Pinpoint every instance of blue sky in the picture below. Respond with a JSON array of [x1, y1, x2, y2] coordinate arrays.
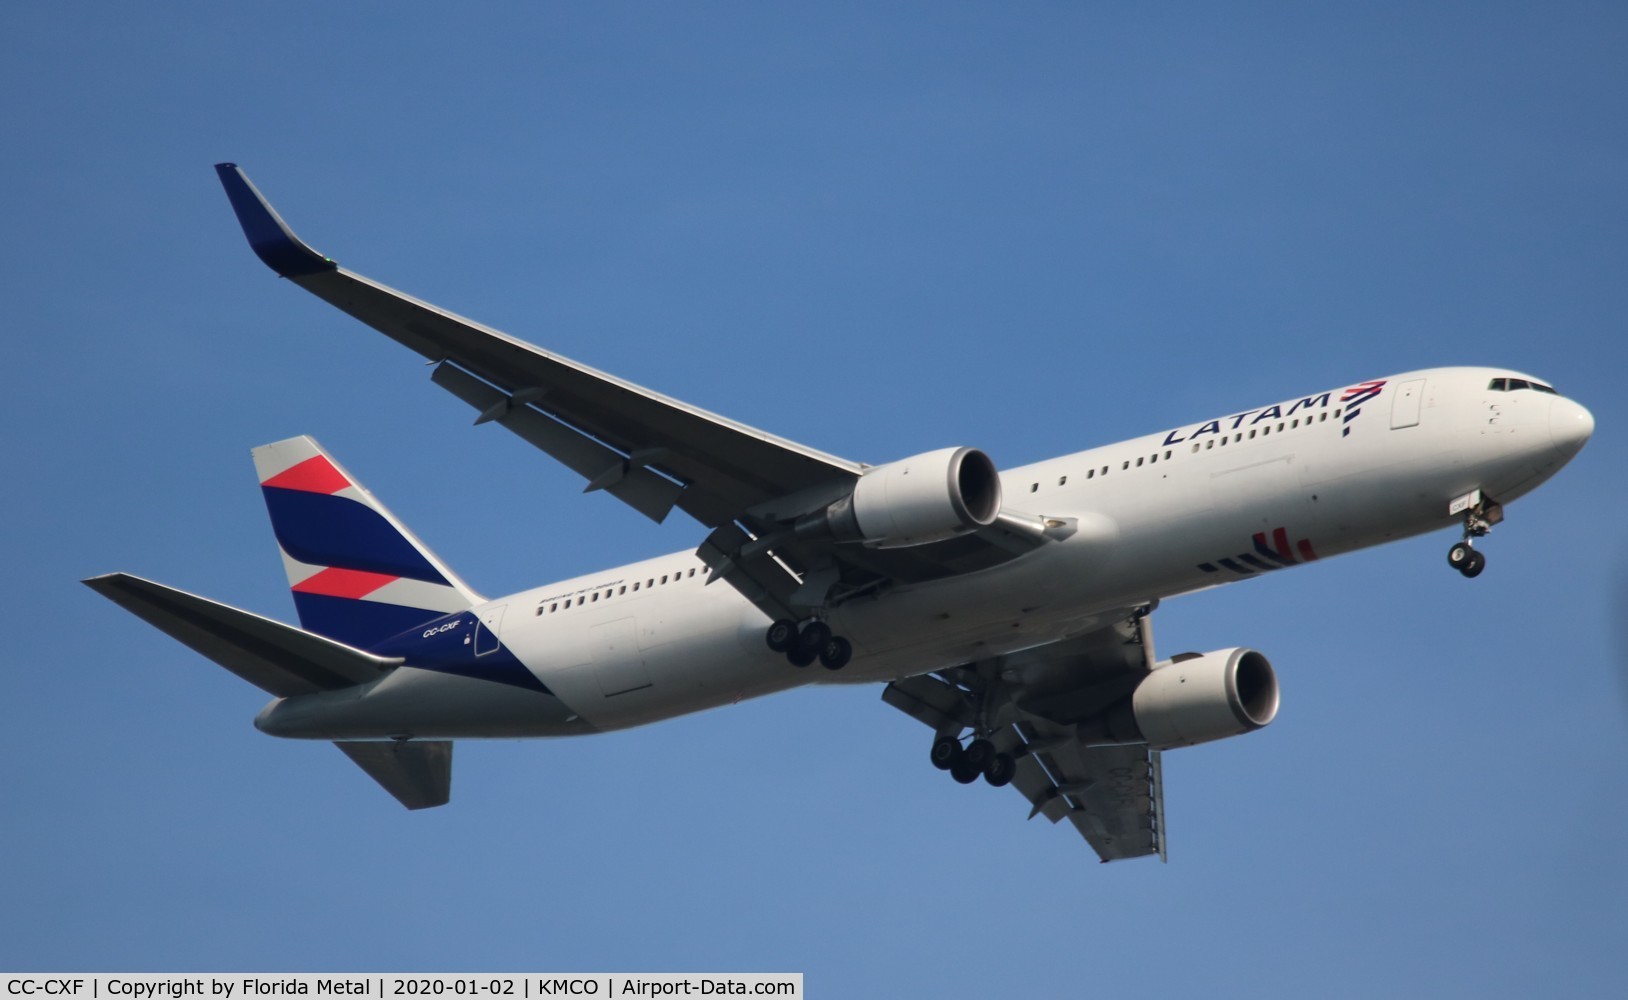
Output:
[[4, 2, 1625, 993]]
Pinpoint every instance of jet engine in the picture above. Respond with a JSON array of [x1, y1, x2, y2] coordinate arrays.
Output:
[[1130, 648, 1279, 750], [796, 446, 1002, 547], [1081, 648, 1280, 750]]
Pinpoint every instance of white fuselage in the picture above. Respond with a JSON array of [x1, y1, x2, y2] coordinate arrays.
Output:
[[255, 366, 1593, 741]]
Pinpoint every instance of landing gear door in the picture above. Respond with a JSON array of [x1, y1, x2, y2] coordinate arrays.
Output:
[[1391, 378, 1425, 430], [474, 605, 507, 656]]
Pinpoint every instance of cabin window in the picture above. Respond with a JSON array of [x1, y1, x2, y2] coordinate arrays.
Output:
[[1059, 476, 1067, 486], [1206, 440, 1215, 450], [1136, 457, 1144, 467], [1122, 460, 1130, 470], [1164, 450, 1171, 460], [1101, 466, 1109, 476], [1248, 429, 1256, 439], [1030, 482, 1039, 493], [661, 575, 668, 585], [688, 568, 696, 578]]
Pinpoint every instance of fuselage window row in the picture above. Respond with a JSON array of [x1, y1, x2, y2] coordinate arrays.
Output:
[[536, 564, 696, 615]]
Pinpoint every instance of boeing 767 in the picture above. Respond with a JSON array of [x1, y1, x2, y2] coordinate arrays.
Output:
[[84, 165, 1593, 862]]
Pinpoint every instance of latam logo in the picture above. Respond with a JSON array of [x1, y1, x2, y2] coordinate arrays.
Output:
[[1198, 527, 1320, 577], [1339, 380, 1387, 438], [1161, 379, 1389, 446]]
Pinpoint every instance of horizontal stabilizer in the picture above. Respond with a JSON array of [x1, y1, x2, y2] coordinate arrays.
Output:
[[84, 572, 400, 697], [335, 741, 452, 810]]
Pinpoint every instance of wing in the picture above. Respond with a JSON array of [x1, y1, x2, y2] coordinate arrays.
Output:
[[215, 164, 1065, 619], [882, 612, 1167, 863]]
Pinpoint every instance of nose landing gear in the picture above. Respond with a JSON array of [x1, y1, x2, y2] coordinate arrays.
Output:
[[1446, 489, 1503, 579], [1447, 541, 1486, 578]]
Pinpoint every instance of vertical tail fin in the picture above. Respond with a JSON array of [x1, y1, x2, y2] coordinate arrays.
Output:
[[253, 436, 481, 650]]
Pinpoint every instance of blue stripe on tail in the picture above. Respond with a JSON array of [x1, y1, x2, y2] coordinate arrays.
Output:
[[291, 593, 449, 653], [262, 488, 449, 585]]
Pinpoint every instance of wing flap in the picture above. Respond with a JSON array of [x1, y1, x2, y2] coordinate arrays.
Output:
[[84, 573, 399, 696], [1051, 741, 1164, 862], [695, 523, 800, 620], [880, 673, 974, 734], [431, 361, 690, 523]]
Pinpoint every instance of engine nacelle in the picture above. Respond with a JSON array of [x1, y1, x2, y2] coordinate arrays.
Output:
[[799, 446, 1002, 547], [1129, 648, 1280, 750]]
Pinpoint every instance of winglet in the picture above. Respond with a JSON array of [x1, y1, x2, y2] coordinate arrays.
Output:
[[214, 163, 338, 278]]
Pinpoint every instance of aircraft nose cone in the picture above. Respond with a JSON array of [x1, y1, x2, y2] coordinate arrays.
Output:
[[1550, 396, 1594, 458]]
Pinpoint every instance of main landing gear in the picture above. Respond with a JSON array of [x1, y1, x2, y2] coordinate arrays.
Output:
[[765, 618, 852, 670], [930, 735, 1016, 788]]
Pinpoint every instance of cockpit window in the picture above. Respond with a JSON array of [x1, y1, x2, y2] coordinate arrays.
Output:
[[1488, 377, 1558, 394]]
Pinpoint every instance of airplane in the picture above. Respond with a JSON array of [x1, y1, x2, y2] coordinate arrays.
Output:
[[85, 164, 1595, 863]]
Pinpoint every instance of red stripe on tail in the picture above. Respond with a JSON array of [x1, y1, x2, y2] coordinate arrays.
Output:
[[262, 455, 350, 494], [291, 567, 399, 599]]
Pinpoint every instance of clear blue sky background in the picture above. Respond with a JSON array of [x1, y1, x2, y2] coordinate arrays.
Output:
[[4, 2, 1625, 994]]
